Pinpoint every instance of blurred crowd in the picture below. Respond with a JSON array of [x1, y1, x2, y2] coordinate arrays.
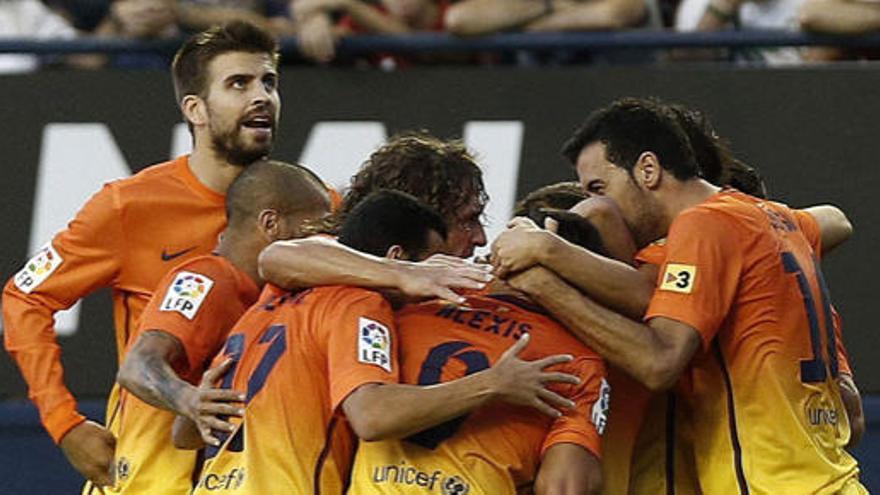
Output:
[[1, 0, 878, 71]]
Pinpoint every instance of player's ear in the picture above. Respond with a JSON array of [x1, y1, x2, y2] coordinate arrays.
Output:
[[385, 245, 405, 260], [181, 94, 208, 128], [635, 152, 662, 190], [258, 209, 281, 240]]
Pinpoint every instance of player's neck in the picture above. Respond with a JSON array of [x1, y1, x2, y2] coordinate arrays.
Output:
[[659, 178, 721, 224], [187, 145, 247, 195], [217, 230, 264, 287]]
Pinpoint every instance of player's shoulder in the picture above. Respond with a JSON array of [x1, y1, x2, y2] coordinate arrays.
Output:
[[107, 156, 188, 198], [307, 285, 392, 311], [165, 254, 235, 280], [672, 190, 762, 234]]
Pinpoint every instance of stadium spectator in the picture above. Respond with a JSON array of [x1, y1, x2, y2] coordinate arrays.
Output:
[[799, 0, 880, 60], [94, 0, 293, 41], [443, 0, 646, 36], [292, 0, 447, 64], [675, 0, 806, 63], [800, 0, 880, 34], [0, 0, 78, 73]]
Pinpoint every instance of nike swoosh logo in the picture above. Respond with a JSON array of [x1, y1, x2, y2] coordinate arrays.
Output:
[[161, 247, 197, 262]]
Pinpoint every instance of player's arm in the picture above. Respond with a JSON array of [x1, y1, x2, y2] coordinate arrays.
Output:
[[534, 443, 602, 495], [801, 204, 852, 255], [117, 331, 193, 413], [444, 0, 549, 36], [509, 266, 701, 391], [799, 0, 880, 35], [120, 336, 243, 446], [839, 372, 865, 448], [342, 334, 581, 441], [491, 217, 654, 319], [524, 0, 644, 32], [2, 184, 123, 485], [259, 236, 491, 304]]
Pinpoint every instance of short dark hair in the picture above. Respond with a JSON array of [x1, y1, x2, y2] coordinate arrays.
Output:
[[225, 160, 329, 228], [562, 97, 700, 181], [172, 21, 279, 103], [338, 190, 448, 260], [338, 132, 488, 228], [513, 182, 587, 218], [529, 209, 609, 257], [724, 159, 768, 199], [666, 103, 767, 198]]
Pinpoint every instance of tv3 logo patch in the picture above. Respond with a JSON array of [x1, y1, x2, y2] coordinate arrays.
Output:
[[160, 271, 214, 320], [660, 263, 697, 294], [358, 317, 392, 372]]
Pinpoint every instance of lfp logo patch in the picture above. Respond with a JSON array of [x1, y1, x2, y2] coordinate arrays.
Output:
[[160, 271, 214, 320], [14, 243, 63, 294], [358, 317, 392, 372]]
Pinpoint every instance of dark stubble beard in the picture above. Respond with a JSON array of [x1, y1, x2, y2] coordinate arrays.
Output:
[[209, 120, 273, 167]]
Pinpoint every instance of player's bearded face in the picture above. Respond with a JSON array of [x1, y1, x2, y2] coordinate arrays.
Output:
[[203, 52, 281, 166], [576, 142, 665, 248]]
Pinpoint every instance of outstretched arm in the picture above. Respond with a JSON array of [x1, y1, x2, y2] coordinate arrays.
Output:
[[525, 0, 645, 32], [800, 0, 880, 35], [259, 237, 491, 304], [508, 266, 701, 391]]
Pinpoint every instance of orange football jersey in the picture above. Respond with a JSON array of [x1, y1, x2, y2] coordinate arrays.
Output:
[[646, 191, 861, 494], [348, 293, 608, 495], [3, 156, 226, 444], [110, 255, 259, 494], [193, 284, 399, 495]]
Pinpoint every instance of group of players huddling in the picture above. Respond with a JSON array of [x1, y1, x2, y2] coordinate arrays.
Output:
[[3, 20, 867, 495]]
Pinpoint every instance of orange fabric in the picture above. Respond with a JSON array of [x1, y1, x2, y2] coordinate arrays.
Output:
[[348, 294, 607, 494], [793, 208, 823, 255], [645, 191, 859, 493], [107, 255, 260, 494], [2, 156, 226, 443], [194, 284, 398, 495], [135, 255, 260, 382], [634, 238, 666, 267]]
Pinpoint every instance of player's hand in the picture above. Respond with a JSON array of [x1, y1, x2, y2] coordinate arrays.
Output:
[[60, 420, 116, 487], [184, 359, 245, 447], [486, 334, 580, 418], [490, 217, 553, 278], [397, 254, 493, 304], [297, 13, 338, 63]]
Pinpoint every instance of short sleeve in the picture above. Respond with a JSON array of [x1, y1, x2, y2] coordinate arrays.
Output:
[[634, 241, 666, 268], [792, 209, 822, 257], [324, 289, 400, 411], [136, 258, 241, 379], [541, 356, 608, 458], [644, 208, 744, 350], [831, 307, 852, 376]]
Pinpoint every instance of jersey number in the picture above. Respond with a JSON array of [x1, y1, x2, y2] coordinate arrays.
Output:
[[205, 325, 288, 459], [781, 252, 839, 383], [406, 341, 490, 449]]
